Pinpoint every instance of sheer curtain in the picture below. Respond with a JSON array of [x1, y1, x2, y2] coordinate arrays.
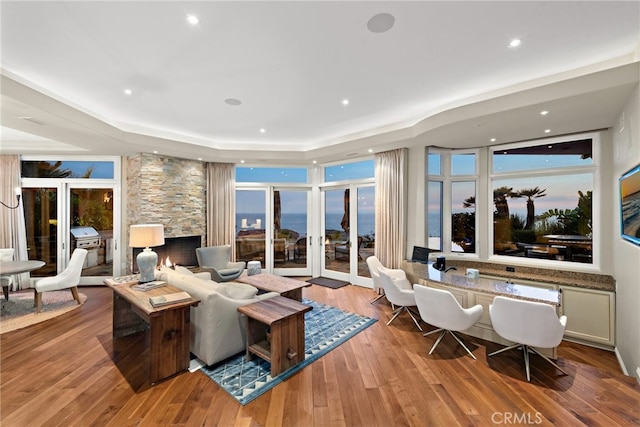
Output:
[[0, 155, 30, 288], [205, 163, 237, 256], [374, 149, 407, 269]]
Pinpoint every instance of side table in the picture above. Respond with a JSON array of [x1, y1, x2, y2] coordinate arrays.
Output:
[[104, 278, 200, 384], [237, 296, 312, 377]]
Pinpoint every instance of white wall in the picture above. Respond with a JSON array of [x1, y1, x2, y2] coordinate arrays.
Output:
[[612, 83, 640, 379], [405, 145, 426, 259]]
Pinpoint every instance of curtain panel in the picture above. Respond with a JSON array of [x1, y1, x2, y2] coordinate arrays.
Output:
[[374, 149, 407, 269], [0, 155, 30, 288], [205, 163, 237, 257]]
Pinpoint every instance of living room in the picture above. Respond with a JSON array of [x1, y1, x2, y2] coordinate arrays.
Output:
[[1, 2, 640, 425]]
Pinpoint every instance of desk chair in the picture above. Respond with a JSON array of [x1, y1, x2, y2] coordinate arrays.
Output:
[[488, 296, 568, 381], [378, 268, 422, 331], [414, 285, 483, 359]]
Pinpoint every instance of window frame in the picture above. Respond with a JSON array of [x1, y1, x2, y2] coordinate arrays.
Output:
[[427, 148, 479, 256], [488, 132, 600, 269]]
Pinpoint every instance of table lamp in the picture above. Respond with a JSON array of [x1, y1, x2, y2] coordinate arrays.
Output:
[[129, 224, 165, 283]]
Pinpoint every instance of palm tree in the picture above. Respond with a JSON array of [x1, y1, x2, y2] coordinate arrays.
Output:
[[463, 196, 476, 209], [493, 186, 520, 219], [518, 187, 547, 230]]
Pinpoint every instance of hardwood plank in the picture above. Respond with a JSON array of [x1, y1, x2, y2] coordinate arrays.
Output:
[[1, 283, 639, 427]]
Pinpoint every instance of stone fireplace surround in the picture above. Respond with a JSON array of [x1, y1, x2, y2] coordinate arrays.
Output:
[[126, 153, 207, 273]]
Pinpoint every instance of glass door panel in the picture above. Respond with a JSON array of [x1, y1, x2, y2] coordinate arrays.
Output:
[[69, 187, 114, 276], [357, 186, 375, 278], [323, 188, 350, 276], [23, 187, 58, 277], [273, 189, 310, 275], [236, 190, 267, 267], [322, 185, 375, 283]]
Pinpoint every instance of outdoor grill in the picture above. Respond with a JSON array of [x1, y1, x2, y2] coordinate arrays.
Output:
[[70, 226, 100, 268]]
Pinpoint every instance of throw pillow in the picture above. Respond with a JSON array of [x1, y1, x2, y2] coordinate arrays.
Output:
[[220, 282, 259, 300], [174, 265, 194, 276]]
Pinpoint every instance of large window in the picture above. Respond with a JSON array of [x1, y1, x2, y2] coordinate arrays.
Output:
[[21, 157, 120, 281], [427, 151, 478, 254], [428, 135, 596, 266], [491, 138, 594, 263]]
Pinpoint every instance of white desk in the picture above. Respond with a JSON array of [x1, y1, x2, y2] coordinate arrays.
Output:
[[403, 261, 562, 358]]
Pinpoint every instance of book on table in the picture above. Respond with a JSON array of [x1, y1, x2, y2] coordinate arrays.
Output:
[[132, 281, 166, 291], [109, 275, 139, 286], [149, 291, 192, 308]]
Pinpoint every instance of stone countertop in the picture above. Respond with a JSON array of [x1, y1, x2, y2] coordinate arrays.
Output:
[[441, 259, 615, 292], [402, 260, 615, 293], [403, 261, 561, 306]]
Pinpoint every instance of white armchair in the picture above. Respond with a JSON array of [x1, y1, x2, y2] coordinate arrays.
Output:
[[1, 248, 15, 301], [414, 285, 483, 359], [34, 248, 87, 313], [488, 296, 568, 381], [366, 255, 410, 305], [378, 268, 422, 331], [196, 245, 246, 282]]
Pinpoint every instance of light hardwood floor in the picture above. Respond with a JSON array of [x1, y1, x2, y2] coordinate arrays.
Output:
[[1, 283, 639, 426]]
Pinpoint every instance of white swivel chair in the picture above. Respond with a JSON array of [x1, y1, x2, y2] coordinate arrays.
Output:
[[414, 284, 483, 359], [34, 248, 87, 313], [366, 256, 386, 304], [196, 245, 245, 282], [488, 296, 568, 381], [366, 255, 411, 306], [1, 248, 15, 301], [378, 268, 422, 331]]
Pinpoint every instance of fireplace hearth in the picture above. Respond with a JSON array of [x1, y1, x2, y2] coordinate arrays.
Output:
[[132, 235, 201, 270]]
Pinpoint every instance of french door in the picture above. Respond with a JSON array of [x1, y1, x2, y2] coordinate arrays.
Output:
[[235, 187, 311, 276], [321, 184, 375, 285], [21, 179, 121, 284]]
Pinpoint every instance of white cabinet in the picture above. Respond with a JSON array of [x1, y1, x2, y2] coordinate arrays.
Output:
[[559, 286, 615, 348]]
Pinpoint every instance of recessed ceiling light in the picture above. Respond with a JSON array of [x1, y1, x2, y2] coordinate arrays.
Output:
[[312, 160, 317, 164], [544, 129, 551, 133], [259, 128, 266, 134], [123, 89, 133, 95], [490, 138, 497, 142], [186, 14, 199, 25], [240, 160, 245, 164], [153, 150, 158, 154], [197, 157, 202, 161], [224, 98, 242, 106], [547, 145, 553, 149], [508, 39, 521, 48], [368, 148, 373, 153], [367, 13, 395, 33], [342, 99, 349, 106], [540, 110, 549, 115]]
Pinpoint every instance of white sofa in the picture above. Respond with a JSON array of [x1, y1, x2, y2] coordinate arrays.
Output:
[[156, 267, 279, 366]]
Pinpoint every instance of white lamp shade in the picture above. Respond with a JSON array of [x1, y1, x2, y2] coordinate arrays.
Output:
[[129, 224, 165, 248]]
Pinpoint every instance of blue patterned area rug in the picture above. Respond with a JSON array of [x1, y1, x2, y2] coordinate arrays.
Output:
[[199, 298, 376, 405]]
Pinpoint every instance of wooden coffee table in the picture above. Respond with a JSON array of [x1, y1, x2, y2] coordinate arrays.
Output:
[[237, 296, 312, 377], [237, 273, 310, 301], [104, 278, 200, 384]]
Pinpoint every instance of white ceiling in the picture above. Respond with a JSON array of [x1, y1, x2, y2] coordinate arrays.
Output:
[[1, 1, 639, 164]]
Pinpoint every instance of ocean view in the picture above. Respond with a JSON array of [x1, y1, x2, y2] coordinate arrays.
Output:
[[236, 213, 444, 238], [237, 213, 375, 237]]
